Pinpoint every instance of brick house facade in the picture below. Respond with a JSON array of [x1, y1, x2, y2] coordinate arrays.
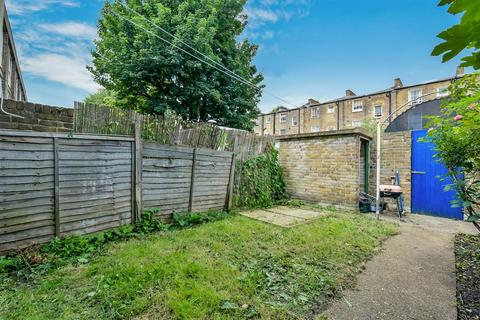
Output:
[[0, 1, 27, 102], [255, 67, 464, 136]]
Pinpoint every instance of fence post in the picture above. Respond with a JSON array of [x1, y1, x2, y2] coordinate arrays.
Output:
[[188, 148, 198, 212], [53, 137, 60, 237], [225, 153, 236, 211], [133, 114, 143, 222]]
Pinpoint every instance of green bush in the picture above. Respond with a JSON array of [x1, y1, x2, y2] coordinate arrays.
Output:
[[234, 145, 286, 209]]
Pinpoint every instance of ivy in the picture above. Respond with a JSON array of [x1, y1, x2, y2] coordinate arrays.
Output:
[[233, 145, 286, 209]]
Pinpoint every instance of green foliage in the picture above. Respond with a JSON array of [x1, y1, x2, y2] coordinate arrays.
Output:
[[277, 198, 305, 207], [234, 145, 287, 209], [424, 73, 480, 229], [0, 209, 230, 280], [90, 0, 263, 131], [432, 0, 480, 69], [83, 89, 119, 108], [0, 211, 397, 319]]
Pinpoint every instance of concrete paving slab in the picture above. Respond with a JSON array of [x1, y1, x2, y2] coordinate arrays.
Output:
[[240, 209, 306, 227], [239, 206, 327, 227], [267, 206, 326, 220]]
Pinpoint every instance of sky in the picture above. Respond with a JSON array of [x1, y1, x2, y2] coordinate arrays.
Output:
[[7, 0, 465, 113]]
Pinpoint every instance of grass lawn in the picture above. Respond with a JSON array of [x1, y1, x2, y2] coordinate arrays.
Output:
[[0, 209, 396, 319]]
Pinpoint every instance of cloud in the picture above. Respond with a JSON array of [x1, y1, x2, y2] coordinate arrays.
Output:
[[12, 17, 99, 94], [21, 53, 101, 92], [244, 0, 312, 30], [5, 0, 80, 15], [38, 22, 97, 39]]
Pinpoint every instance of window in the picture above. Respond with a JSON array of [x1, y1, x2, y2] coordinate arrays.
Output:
[[409, 88, 423, 105], [437, 86, 449, 98], [311, 107, 320, 118], [265, 116, 271, 124], [352, 100, 363, 112], [280, 113, 287, 123], [352, 120, 363, 128], [374, 105, 382, 118], [291, 116, 298, 126], [311, 125, 320, 132], [279, 129, 287, 135], [255, 118, 261, 126], [327, 105, 335, 113]]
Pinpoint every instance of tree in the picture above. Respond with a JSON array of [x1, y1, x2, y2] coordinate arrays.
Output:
[[425, 74, 480, 231], [89, 0, 264, 131], [84, 89, 118, 107], [432, 0, 480, 69]]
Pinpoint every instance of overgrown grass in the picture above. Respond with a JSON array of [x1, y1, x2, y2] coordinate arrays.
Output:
[[0, 210, 396, 319]]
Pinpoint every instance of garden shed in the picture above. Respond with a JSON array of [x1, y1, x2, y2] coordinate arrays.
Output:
[[277, 128, 372, 208]]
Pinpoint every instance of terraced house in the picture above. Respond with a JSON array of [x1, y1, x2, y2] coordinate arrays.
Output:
[[0, 1, 26, 101], [254, 67, 464, 136]]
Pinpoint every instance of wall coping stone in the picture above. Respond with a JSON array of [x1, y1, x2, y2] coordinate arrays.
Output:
[[275, 128, 373, 141]]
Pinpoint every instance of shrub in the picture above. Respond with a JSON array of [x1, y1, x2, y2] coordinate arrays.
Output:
[[233, 145, 286, 209], [425, 73, 480, 231]]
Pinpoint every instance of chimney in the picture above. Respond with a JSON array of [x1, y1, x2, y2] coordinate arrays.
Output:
[[393, 78, 403, 88], [456, 66, 465, 77], [345, 89, 356, 97]]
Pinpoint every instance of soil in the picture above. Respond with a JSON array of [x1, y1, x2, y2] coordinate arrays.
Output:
[[455, 234, 480, 320]]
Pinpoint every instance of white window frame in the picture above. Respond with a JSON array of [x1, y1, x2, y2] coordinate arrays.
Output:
[[291, 116, 298, 126], [280, 113, 287, 123], [311, 107, 320, 118], [409, 88, 423, 105], [352, 100, 363, 113], [279, 129, 287, 135], [265, 116, 271, 124], [327, 105, 335, 113], [255, 118, 261, 126], [374, 105, 382, 118], [311, 125, 320, 133], [436, 86, 450, 98]]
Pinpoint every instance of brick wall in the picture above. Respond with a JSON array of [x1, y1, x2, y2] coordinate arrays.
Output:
[[370, 131, 412, 211], [0, 99, 73, 132], [277, 129, 372, 208]]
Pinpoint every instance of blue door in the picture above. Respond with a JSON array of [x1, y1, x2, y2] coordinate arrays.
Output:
[[411, 130, 463, 219]]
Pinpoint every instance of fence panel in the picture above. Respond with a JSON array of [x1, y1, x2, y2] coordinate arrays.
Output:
[[191, 149, 233, 212], [0, 135, 55, 252], [142, 143, 194, 220], [58, 138, 134, 236]]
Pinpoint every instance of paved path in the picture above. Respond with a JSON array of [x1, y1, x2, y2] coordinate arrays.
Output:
[[322, 214, 477, 320]]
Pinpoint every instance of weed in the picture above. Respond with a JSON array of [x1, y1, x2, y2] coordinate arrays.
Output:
[[0, 209, 230, 281]]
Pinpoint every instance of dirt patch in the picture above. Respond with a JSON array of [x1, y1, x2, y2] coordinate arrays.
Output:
[[455, 234, 480, 320]]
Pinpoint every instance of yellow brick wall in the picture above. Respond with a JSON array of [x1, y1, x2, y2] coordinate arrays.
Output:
[[370, 131, 412, 211], [278, 131, 368, 208]]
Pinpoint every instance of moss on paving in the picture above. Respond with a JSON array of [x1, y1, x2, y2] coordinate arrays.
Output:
[[0, 211, 396, 319]]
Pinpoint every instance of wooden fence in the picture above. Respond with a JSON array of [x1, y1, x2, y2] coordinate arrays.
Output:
[[0, 130, 234, 254], [73, 102, 273, 161]]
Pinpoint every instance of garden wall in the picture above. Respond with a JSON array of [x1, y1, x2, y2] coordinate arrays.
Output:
[[0, 99, 73, 132], [0, 130, 234, 254], [277, 129, 372, 208]]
